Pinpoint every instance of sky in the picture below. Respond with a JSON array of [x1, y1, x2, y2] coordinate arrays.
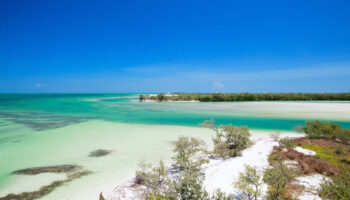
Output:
[[0, 0, 350, 93]]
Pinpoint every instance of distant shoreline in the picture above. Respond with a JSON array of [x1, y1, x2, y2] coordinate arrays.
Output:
[[139, 92, 350, 102], [142, 99, 200, 103]]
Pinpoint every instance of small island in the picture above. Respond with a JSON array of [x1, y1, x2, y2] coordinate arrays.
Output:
[[139, 93, 350, 102]]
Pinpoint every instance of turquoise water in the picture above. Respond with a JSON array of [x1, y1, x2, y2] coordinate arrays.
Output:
[[1, 93, 349, 132], [1, 94, 350, 199]]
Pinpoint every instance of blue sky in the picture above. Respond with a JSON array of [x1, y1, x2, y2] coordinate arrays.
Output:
[[0, 0, 350, 93]]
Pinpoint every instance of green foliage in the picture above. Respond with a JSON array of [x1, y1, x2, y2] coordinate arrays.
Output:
[[302, 120, 350, 144], [200, 119, 227, 158], [201, 120, 252, 158], [145, 93, 350, 102], [172, 136, 208, 172], [135, 160, 168, 197], [278, 137, 296, 148], [146, 194, 175, 200], [146, 173, 234, 200], [157, 93, 166, 102], [263, 161, 298, 200], [139, 94, 146, 102], [173, 172, 210, 200], [303, 120, 342, 140], [138, 135, 238, 200], [212, 132, 227, 158], [268, 153, 277, 163], [222, 124, 252, 157], [211, 93, 225, 101], [335, 145, 346, 154], [301, 143, 350, 170], [319, 170, 350, 200], [210, 189, 234, 200], [233, 165, 263, 200], [139, 136, 210, 199], [335, 129, 350, 144]]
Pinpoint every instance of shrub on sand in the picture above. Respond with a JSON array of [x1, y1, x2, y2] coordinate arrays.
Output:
[[319, 170, 350, 200], [278, 137, 296, 148]]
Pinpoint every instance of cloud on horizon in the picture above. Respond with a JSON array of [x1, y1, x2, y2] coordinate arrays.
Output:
[[213, 81, 224, 89], [34, 83, 43, 88]]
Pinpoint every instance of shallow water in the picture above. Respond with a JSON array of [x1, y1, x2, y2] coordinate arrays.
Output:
[[0, 94, 350, 199]]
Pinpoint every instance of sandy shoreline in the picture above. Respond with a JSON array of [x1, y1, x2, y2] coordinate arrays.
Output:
[[107, 131, 302, 200], [141, 99, 200, 103], [136, 100, 350, 122]]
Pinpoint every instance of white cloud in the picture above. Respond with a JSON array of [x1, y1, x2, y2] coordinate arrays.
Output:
[[34, 83, 43, 88], [213, 81, 224, 88]]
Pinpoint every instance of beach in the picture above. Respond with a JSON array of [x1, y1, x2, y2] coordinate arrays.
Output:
[[108, 131, 302, 200]]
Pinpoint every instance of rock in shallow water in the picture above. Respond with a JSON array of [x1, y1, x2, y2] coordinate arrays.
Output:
[[89, 149, 112, 157]]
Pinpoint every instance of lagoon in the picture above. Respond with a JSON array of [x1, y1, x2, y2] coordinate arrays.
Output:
[[1, 94, 350, 199]]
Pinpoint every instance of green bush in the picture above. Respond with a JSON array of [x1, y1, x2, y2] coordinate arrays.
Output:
[[303, 120, 341, 139], [172, 136, 208, 172], [201, 120, 252, 158], [135, 160, 168, 197], [278, 137, 296, 148], [211, 189, 234, 200], [222, 124, 252, 157], [335, 145, 346, 154], [174, 172, 210, 200], [139, 94, 146, 102], [146, 194, 175, 200], [263, 161, 298, 200], [303, 120, 350, 144], [233, 165, 263, 200], [335, 129, 350, 144], [319, 170, 350, 200], [157, 93, 166, 102]]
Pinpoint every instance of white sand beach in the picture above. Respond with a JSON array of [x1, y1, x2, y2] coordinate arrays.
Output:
[[107, 131, 303, 199], [202, 132, 301, 196]]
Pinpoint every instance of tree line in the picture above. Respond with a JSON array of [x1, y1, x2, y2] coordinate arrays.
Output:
[[139, 93, 350, 102]]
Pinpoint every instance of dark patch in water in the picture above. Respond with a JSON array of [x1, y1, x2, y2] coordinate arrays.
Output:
[[89, 149, 112, 157], [0, 112, 95, 131], [0, 165, 92, 200], [143, 109, 162, 112], [0, 121, 10, 126], [13, 165, 80, 175], [0, 135, 22, 144]]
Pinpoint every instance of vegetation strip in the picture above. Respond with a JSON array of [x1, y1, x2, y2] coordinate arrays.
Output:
[[268, 120, 350, 200], [1, 165, 92, 200], [140, 93, 350, 102], [12, 165, 80, 175]]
